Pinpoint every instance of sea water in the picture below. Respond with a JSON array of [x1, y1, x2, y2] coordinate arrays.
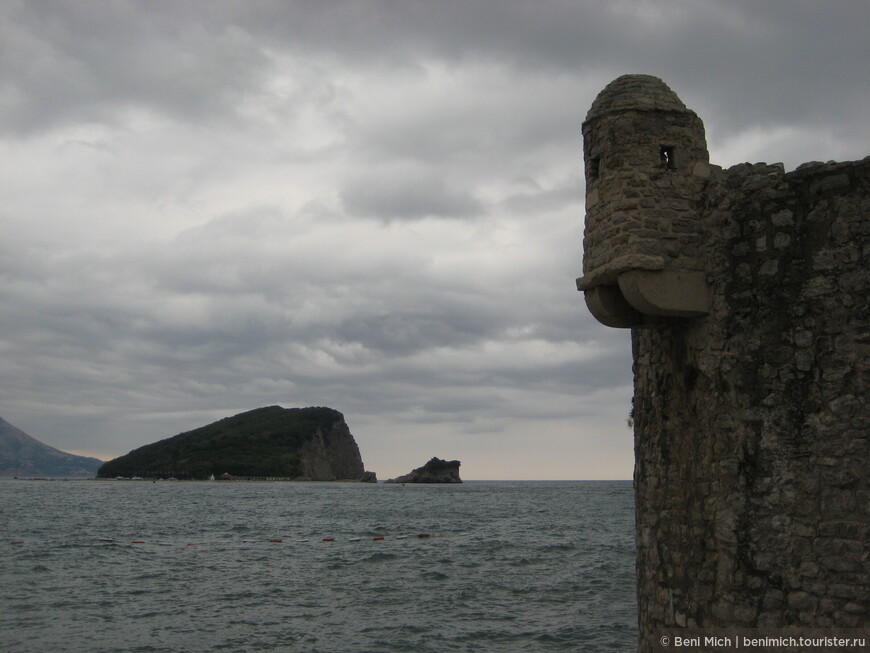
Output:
[[0, 480, 636, 652]]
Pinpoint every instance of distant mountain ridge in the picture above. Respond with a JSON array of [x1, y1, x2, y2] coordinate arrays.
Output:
[[97, 406, 374, 481], [0, 416, 103, 478]]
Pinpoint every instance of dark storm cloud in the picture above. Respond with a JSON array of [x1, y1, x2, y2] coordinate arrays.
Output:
[[0, 1, 271, 133], [6, 0, 867, 139]]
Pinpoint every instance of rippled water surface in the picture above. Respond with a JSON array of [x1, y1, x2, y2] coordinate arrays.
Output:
[[1, 480, 636, 652]]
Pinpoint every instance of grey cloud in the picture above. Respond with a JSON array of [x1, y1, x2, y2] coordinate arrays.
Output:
[[1, 0, 269, 133], [500, 177, 584, 214], [247, 1, 869, 134], [6, 0, 866, 160], [341, 169, 483, 220], [333, 304, 503, 355]]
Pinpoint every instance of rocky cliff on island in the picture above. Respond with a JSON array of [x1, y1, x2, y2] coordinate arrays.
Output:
[[385, 457, 462, 483], [97, 406, 376, 481]]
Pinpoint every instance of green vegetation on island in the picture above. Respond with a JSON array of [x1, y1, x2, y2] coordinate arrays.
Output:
[[97, 406, 370, 481]]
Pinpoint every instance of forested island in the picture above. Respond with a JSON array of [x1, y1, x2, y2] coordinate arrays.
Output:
[[97, 406, 375, 481]]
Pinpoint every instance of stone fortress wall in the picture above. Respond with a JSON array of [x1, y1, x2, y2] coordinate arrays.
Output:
[[578, 75, 868, 650]]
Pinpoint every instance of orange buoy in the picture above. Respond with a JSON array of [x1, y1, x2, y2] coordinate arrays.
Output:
[[418, 533, 430, 538], [131, 540, 145, 544], [373, 536, 384, 541], [322, 537, 335, 542], [268, 539, 283, 543]]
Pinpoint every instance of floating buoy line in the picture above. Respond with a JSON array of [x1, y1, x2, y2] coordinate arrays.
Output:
[[8, 532, 458, 548]]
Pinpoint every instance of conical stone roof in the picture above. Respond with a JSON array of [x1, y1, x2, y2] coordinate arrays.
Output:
[[585, 74, 690, 121]]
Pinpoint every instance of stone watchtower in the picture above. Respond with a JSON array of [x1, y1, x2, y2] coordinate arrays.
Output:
[[579, 75, 869, 649], [578, 74, 712, 326]]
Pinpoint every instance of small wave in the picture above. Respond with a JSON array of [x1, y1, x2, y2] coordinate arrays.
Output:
[[220, 590, 260, 601], [57, 542, 96, 550], [538, 542, 577, 552], [363, 552, 398, 563], [458, 560, 481, 568], [419, 570, 449, 580]]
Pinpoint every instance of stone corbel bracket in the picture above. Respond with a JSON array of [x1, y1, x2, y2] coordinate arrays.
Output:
[[577, 255, 711, 328]]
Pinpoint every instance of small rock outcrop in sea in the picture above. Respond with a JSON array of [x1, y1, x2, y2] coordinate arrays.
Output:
[[97, 406, 376, 481], [385, 457, 462, 483]]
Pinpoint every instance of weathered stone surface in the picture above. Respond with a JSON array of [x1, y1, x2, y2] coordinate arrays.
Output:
[[584, 284, 644, 328], [617, 269, 710, 317], [579, 74, 711, 321], [579, 75, 869, 650], [384, 457, 462, 483]]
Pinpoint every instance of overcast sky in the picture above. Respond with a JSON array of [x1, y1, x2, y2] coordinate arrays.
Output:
[[2, 1, 868, 480]]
